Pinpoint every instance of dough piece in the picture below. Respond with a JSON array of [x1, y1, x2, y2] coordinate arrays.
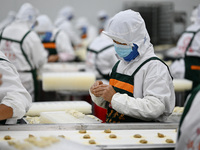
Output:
[[89, 139, 96, 144], [166, 139, 174, 143], [29, 134, 34, 138], [4, 135, 11, 140], [24, 136, 60, 148], [79, 130, 87, 134], [8, 141, 32, 150], [58, 135, 65, 138], [139, 139, 148, 144], [104, 129, 111, 133], [109, 134, 117, 138], [133, 134, 142, 138], [83, 134, 90, 139], [157, 133, 165, 138]]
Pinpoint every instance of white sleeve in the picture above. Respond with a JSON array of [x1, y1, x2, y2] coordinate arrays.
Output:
[[0, 59, 32, 120], [111, 94, 165, 121], [169, 59, 185, 79], [89, 89, 107, 108], [24, 31, 48, 68], [56, 31, 75, 61]]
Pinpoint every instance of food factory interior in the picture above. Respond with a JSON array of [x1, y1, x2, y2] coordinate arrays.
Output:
[[0, 0, 200, 149]]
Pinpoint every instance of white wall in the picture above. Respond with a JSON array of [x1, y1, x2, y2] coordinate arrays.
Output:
[[0, 0, 199, 27]]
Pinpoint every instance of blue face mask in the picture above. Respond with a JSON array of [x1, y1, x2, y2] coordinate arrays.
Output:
[[39, 32, 52, 42], [114, 43, 139, 61]]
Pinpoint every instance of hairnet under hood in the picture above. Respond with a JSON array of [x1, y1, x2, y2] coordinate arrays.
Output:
[[16, 3, 39, 24], [34, 14, 54, 32], [103, 9, 152, 57]]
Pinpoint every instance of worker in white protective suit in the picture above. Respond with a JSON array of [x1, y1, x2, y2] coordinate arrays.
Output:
[[97, 10, 109, 34], [75, 17, 98, 44], [89, 9, 175, 123], [165, 4, 200, 60], [86, 21, 118, 85], [176, 84, 200, 150], [75, 17, 98, 61], [0, 3, 48, 101], [34, 14, 75, 62], [169, 4, 200, 91], [0, 11, 16, 30], [0, 51, 32, 124], [54, 6, 82, 49]]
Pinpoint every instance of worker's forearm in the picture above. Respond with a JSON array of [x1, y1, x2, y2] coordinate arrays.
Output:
[[0, 104, 13, 120]]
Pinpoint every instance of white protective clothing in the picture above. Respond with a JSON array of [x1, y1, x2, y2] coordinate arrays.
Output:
[[190, 6, 198, 24], [35, 15, 75, 61], [98, 10, 108, 19], [75, 17, 98, 43], [169, 59, 185, 79], [75, 17, 98, 61], [34, 14, 54, 32], [90, 9, 175, 122], [54, 6, 81, 46], [57, 6, 74, 20], [166, 4, 200, 59], [169, 4, 200, 79], [175, 86, 200, 150], [15, 3, 39, 28], [0, 11, 16, 30], [0, 51, 32, 124], [0, 3, 48, 100], [86, 32, 118, 85], [97, 10, 109, 34]]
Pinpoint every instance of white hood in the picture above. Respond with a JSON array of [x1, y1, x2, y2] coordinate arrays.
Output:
[[190, 7, 198, 23], [75, 17, 89, 29], [98, 10, 108, 18], [16, 3, 39, 25], [54, 6, 74, 27], [103, 9, 152, 58], [57, 6, 74, 20], [34, 14, 54, 32]]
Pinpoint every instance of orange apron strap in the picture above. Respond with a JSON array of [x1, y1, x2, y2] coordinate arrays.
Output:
[[191, 65, 200, 70], [109, 79, 134, 94], [43, 43, 56, 49]]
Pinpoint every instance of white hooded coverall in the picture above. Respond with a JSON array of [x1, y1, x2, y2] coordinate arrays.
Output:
[[176, 84, 200, 150], [169, 4, 200, 89], [90, 10, 175, 122], [54, 6, 81, 47], [0, 3, 48, 101], [0, 51, 32, 124], [35, 14, 75, 62]]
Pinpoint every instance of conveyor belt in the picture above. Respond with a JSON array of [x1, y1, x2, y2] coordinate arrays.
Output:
[[0, 123, 178, 150]]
